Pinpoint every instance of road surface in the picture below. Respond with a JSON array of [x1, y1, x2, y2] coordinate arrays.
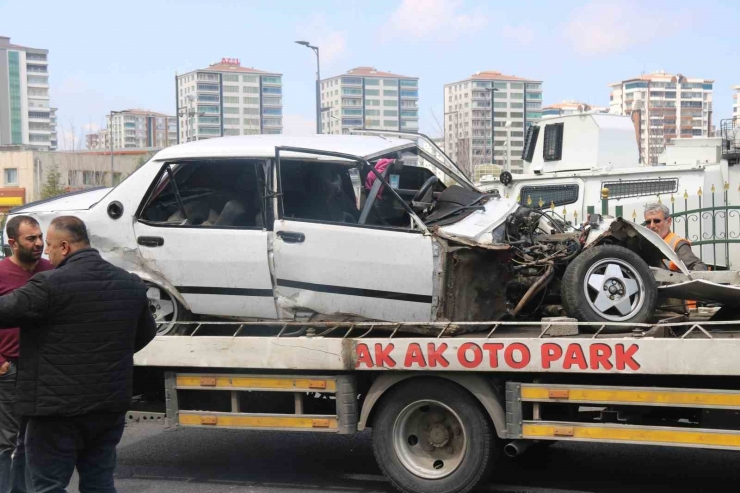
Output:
[[66, 422, 738, 493]]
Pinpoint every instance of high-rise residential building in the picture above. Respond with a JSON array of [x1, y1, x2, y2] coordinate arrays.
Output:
[[0, 36, 54, 150], [609, 71, 714, 166], [320, 67, 419, 135], [542, 101, 608, 118], [732, 85, 740, 120], [106, 110, 177, 149], [49, 107, 58, 150], [176, 58, 283, 143], [444, 71, 543, 175]]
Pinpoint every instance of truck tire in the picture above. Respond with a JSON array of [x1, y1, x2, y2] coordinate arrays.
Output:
[[372, 378, 497, 493], [561, 245, 657, 331]]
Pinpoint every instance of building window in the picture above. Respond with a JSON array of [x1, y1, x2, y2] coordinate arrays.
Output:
[[400, 79, 418, 87], [365, 109, 380, 116], [525, 92, 542, 100], [262, 76, 281, 84], [383, 79, 398, 86], [342, 87, 362, 96], [224, 128, 240, 136], [384, 120, 397, 127], [366, 99, 380, 106], [198, 127, 221, 135], [401, 120, 418, 128], [383, 90, 398, 97], [244, 118, 260, 126], [383, 100, 397, 107], [223, 85, 239, 93], [342, 109, 363, 116], [365, 79, 380, 86], [400, 90, 418, 98], [263, 108, 282, 116], [343, 118, 363, 126], [223, 107, 240, 114], [8, 52, 21, 144], [384, 110, 398, 117], [198, 105, 220, 114], [198, 116, 220, 124], [243, 75, 258, 83], [263, 97, 282, 106], [526, 112, 542, 119], [223, 74, 239, 82], [243, 108, 260, 115], [4, 168, 18, 185], [263, 118, 282, 127], [199, 94, 220, 102], [243, 86, 260, 94], [542, 123, 564, 161], [625, 81, 649, 90], [342, 77, 362, 85], [197, 83, 220, 92], [198, 73, 219, 82], [223, 118, 240, 125], [400, 110, 417, 117], [365, 89, 379, 96], [243, 97, 260, 105], [262, 86, 282, 95]]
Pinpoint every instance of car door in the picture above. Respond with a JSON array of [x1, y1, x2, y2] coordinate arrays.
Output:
[[133, 159, 277, 318], [271, 147, 435, 322]]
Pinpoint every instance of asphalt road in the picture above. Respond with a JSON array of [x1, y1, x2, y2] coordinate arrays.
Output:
[[65, 422, 739, 493]]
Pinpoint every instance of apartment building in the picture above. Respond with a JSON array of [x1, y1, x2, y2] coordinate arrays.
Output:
[[176, 58, 283, 143], [320, 67, 419, 135], [542, 101, 608, 118], [107, 110, 176, 149], [609, 71, 714, 166], [0, 36, 54, 150], [733, 85, 740, 120], [444, 71, 543, 175]]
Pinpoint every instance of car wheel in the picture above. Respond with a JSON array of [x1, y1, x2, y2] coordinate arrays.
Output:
[[372, 378, 497, 493], [561, 245, 657, 332], [145, 282, 192, 335]]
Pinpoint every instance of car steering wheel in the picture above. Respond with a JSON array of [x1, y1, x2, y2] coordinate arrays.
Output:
[[413, 176, 438, 203]]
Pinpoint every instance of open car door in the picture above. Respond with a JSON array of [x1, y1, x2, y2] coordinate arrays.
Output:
[[271, 146, 436, 322]]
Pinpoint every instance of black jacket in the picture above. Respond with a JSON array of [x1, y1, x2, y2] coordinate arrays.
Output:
[[0, 248, 157, 416]]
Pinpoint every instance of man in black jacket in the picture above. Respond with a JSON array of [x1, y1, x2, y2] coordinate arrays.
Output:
[[0, 216, 157, 492]]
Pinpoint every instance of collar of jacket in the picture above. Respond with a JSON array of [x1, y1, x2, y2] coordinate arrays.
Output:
[[57, 248, 101, 269]]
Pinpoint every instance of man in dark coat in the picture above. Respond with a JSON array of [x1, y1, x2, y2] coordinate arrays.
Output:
[[0, 216, 157, 492]]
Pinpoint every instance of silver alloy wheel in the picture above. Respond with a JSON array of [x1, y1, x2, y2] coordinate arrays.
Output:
[[584, 257, 646, 322], [145, 283, 179, 335], [392, 399, 467, 480]]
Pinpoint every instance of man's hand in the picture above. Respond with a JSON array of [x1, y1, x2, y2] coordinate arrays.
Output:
[[0, 361, 10, 375]]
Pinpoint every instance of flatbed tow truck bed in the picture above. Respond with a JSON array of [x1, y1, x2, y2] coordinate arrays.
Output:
[[131, 319, 740, 493]]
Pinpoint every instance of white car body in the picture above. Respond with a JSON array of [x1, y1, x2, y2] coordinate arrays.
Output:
[[3, 133, 698, 329]]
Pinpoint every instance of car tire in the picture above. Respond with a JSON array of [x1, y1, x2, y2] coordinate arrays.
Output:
[[561, 245, 657, 332], [372, 378, 497, 493], [145, 282, 193, 335]]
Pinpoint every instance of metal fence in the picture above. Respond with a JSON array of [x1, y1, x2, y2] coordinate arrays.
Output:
[[597, 184, 740, 269]]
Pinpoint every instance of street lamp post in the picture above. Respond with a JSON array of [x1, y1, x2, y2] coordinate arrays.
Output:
[[109, 110, 125, 187], [484, 87, 499, 166], [295, 41, 321, 134]]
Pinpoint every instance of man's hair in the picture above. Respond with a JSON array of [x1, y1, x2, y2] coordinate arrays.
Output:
[[644, 203, 671, 219], [5, 215, 40, 242], [50, 216, 90, 245]]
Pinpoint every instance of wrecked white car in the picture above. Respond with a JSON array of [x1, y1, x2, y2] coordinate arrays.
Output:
[[5, 133, 737, 335]]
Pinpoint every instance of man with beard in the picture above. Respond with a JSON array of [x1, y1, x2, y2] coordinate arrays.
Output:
[[0, 215, 52, 492]]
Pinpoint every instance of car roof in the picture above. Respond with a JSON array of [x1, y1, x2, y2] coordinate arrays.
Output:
[[152, 134, 417, 162]]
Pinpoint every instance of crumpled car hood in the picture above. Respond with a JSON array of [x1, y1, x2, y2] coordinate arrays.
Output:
[[437, 197, 519, 246]]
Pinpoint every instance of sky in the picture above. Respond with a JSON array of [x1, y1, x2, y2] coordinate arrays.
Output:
[[1, 0, 738, 149]]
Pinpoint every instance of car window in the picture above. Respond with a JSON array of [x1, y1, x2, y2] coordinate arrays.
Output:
[[278, 159, 417, 230], [140, 160, 265, 229]]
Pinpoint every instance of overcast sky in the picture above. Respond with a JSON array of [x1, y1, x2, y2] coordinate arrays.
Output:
[[1, 0, 737, 148]]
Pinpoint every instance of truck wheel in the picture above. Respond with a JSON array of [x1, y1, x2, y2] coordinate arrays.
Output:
[[372, 378, 496, 493], [145, 282, 192, 335], [561, 245, 657, 331]]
